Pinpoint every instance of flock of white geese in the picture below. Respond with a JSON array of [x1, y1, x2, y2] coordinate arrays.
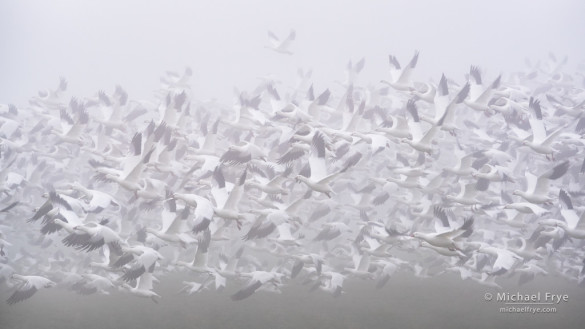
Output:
[[1, 43, 585, 305]]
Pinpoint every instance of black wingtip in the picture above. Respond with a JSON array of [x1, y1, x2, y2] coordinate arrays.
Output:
[[388, 54, 401, 70], [438, 74, 448, 96], [470, 66, 482, 84], [559, 189, 573, 210], [547, 161, 569, 180], [455, 83, 470, 104], [311, 131, 327, 158], [435, 206, 451, 226], [406, 99, 419, 122], [529, 97, 543, 120], [409, 50, 419, 68]]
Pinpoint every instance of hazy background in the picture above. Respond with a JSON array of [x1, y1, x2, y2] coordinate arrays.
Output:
[[2, 2, 585, 328], [1, 0, 584, 105]]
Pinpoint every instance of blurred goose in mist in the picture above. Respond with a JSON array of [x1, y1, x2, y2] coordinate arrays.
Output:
[[376, 112, 412, 139], [30, 77, 67, 109], [71, 273, 116, 295], [92, 87, 129, 132], [382, 51, 419, 91], [512, 160, 569, 204], [266, 29, 296, 55], [53, 99, 89, 145], [420, 74, 470, 134], [63, 221, 124, 253], [6, 274, 56, 304], [542, 190, 585, 239], [160, 67, 192, 90], [317, 270, 345, 297], [178, 279, 213, 295], [464, 66, 502, 114], [503, 202, 549, 216], [475, 244, 523, 276], [146, 199, 196, 247], [401, 99, 445, 154], [119, 245, 163, 282], [231, 270, 284, 301], [176, 229, 214, 273], [295, 131, 360, 197], [120, 272, 160, 303], [65, 181, 119, 213], [523, 97, 568, 159], [411, 214, 474, 250]]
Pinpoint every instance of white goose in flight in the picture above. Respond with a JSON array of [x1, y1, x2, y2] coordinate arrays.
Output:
[[231, 270, 284, 301], [401, 99, 446, 154], [119, 245, 163, 282], [63, 221, 124, 253], [53, 99, 89, 146], [464, 66, 502, 114], [96, 147, 155, 193], [344, 244, 375, 280], [475, 244, 523, 276], [171, 192, 215, 234], [120, 272, 160, 304], [523, 97, 568, 159], [243, 196, 304, 241], [6, 274, 56, 305], [146, 200, 196, 247], [412, 215, 474, 250], [176, 229, 214, 273], [295, 131, 359, 197], [382, 51, 419, 91], [420, 74, 470, 134], [549, 189, 585, 239], [209, 167, 249, 229], [66, 181, 119, 213], [92, 87, 128, 132], [512, 160, 569, 204], [503, 202, 549, 216], [376, 113, 411, 139]]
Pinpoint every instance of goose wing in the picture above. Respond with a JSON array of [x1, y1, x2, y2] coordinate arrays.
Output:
[[528, 97, 547, 143], [7, 281, 37, 305], [231, 280, 263, 301], [534, 161, 569, 196], [224, 170, 246, 210], [491, 248, 521, 275], [559, 190, 580, 229], [396, 51, 419, 85]]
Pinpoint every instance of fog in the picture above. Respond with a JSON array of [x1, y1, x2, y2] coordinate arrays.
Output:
[[2, 275, 584, 329], [2, 0, 584, 104], [2, 1, 585, 329]]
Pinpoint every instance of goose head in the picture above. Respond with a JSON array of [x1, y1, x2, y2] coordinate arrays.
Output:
[[45, 280, 57, 288], [295, 175, 306, 183]]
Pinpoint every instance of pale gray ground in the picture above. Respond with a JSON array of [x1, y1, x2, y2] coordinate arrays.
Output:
[[1, 273, 584, 329]]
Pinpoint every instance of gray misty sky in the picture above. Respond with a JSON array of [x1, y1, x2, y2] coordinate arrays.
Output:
[[1, 0, 584, 105]]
